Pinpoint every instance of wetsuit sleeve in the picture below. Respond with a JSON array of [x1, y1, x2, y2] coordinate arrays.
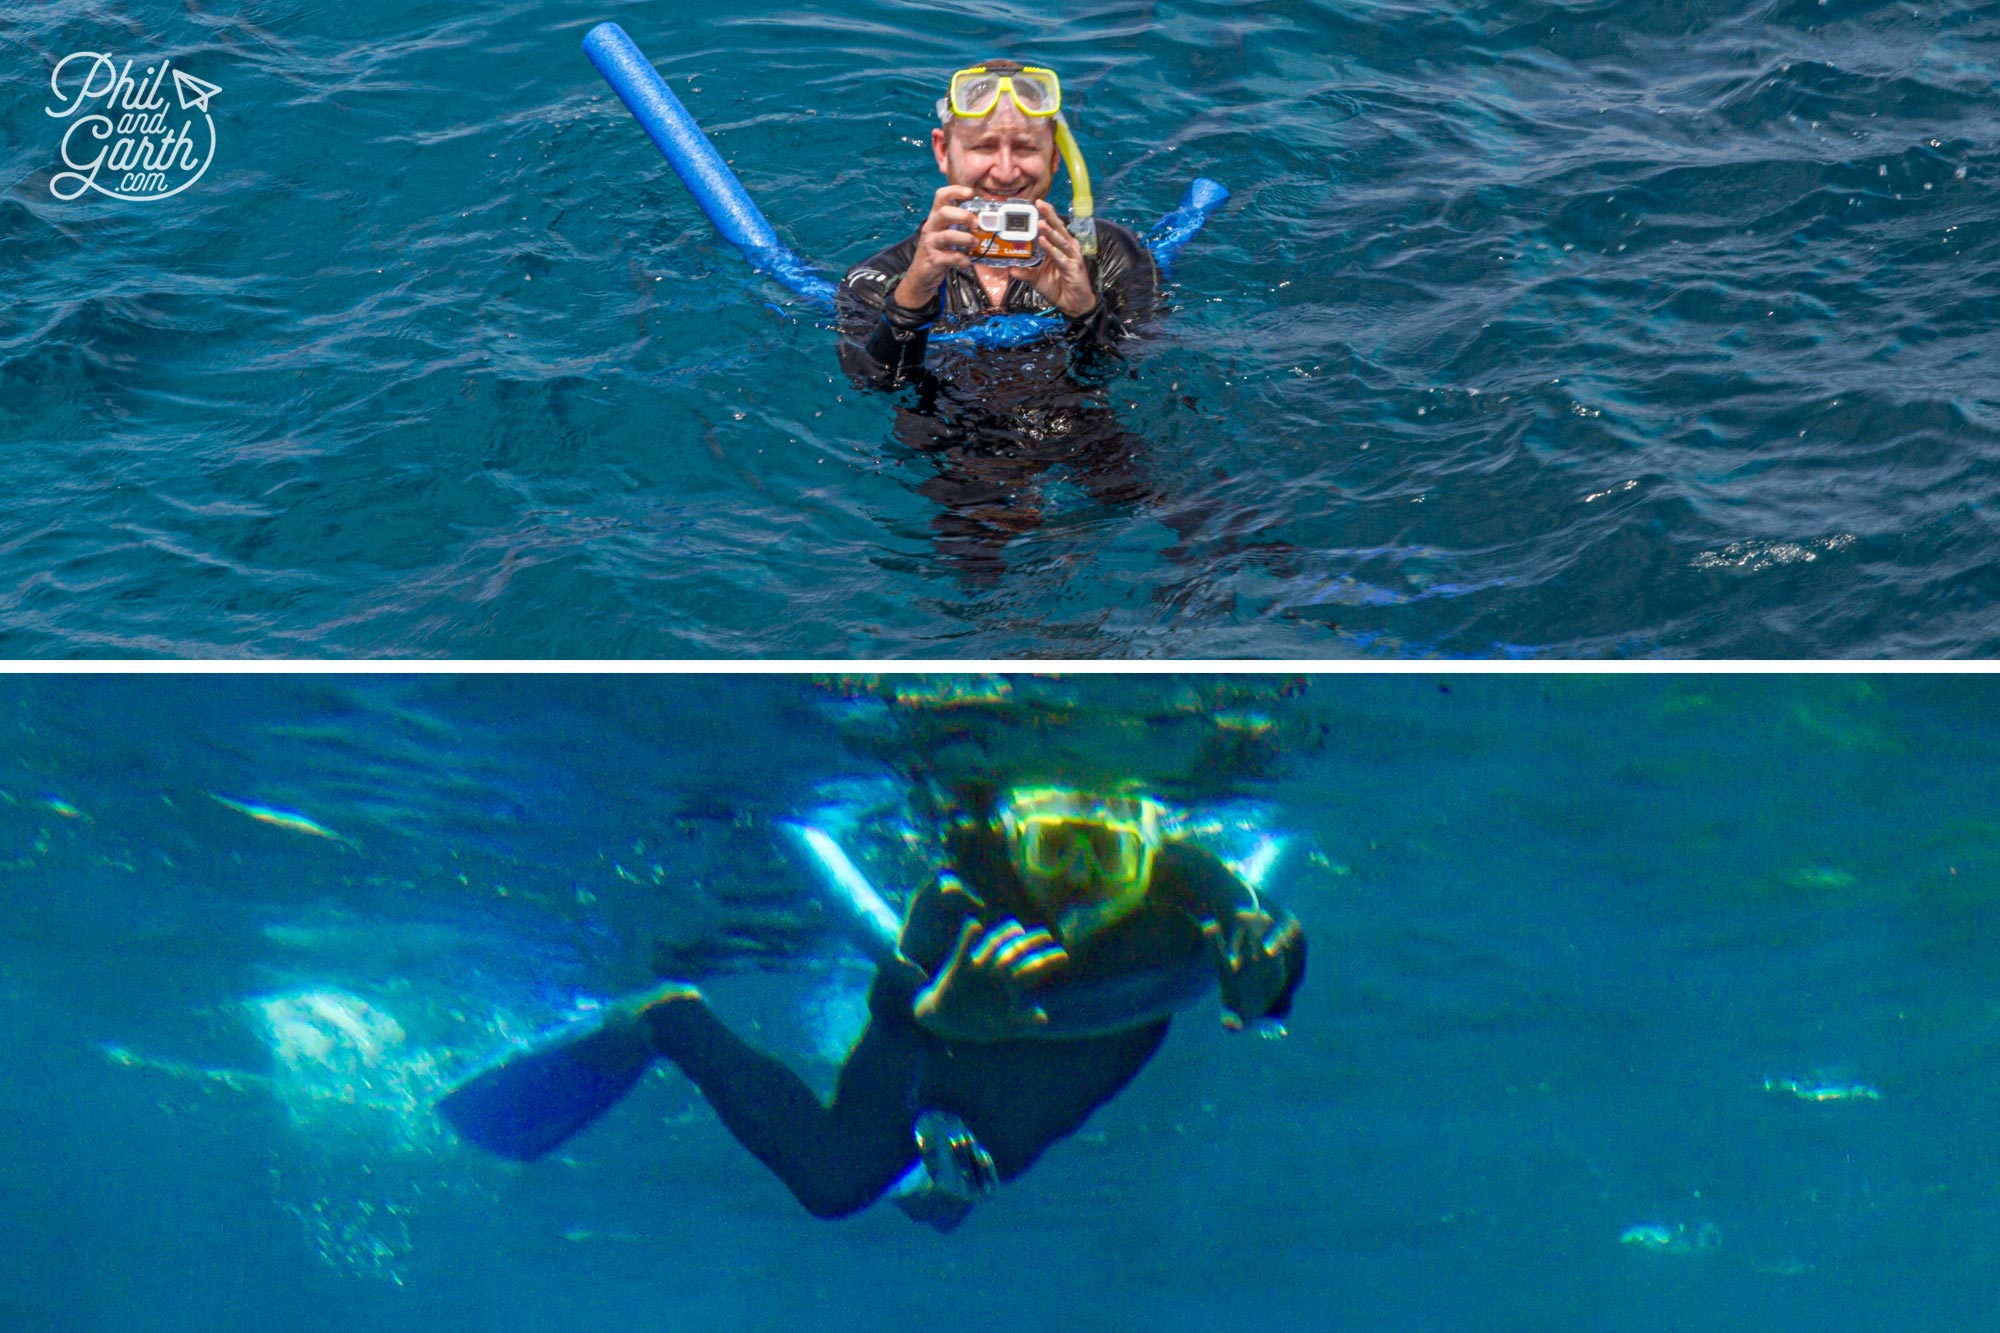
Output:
[[836, 235, 934, 389], [896, 874, 982, 972], [1153, 843, 1308, 1023], [862, 872, 986, 1027], [1063, 220, 1163, 353]]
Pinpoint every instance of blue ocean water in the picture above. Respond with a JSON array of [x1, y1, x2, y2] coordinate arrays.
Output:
[[0, 672, 1995, 1330], [3, 1, 1995, 657]]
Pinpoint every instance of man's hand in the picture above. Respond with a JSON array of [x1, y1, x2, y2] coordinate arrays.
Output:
[[1205, 910, 1302, 1031], [1022, 200, 1098, 319], [914, 917, 1070, 1042], [892, 185, 979, 311]]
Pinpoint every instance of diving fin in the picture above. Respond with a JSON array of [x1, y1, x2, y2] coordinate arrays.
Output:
[[438, 986, 688, 1161]]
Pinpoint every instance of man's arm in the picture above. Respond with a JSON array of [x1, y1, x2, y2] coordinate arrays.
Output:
[[836, 237, 935, 389], [894, 873, 981, 974], [859, 870, 975, 1030], [1154, 843, 1307, 1026], [837, 186, 983, 389], [881, 873, 1084, 1044], [1061, 219, 1163, 354]]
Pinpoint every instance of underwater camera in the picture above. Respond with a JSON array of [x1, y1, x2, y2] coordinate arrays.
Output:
[[965, 197, 1040, 267]]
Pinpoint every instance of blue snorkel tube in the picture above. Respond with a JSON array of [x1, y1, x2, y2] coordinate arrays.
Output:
[[582, 23, 1229, 351]]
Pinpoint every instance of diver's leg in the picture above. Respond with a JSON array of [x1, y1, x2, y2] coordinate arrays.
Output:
[[644, 995, 921, 1219], [919, 1019, 1172, 1181]]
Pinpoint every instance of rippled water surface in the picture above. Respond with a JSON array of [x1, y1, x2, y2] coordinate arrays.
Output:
[[4, 0, 1997, 656], [2, 673, 1998, 1332]]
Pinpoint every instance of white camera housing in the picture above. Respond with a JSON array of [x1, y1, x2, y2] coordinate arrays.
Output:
[[973, 201, 1039, 242]]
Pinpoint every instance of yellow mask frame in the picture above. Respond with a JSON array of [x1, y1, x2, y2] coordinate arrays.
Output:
[[998, 787, 1161, 942], [948, 65, 1061, 119]]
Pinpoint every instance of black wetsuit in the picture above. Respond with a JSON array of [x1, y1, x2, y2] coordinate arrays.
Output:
[[835, 219, 1167, 577], [645, 824, 1307, 1220], [838, 218, 1163, 387]]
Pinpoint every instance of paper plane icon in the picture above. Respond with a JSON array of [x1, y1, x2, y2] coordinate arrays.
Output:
[[172, 68, 220, 113]]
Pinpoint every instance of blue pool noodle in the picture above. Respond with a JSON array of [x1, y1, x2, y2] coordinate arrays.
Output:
[[1148, 176, 1231, 274], [583, 22, 838, 306], [582, 22, 1228, 349], [776, 822, 901, 967]]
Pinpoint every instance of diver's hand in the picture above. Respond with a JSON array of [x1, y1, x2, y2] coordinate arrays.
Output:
[[892, 185, 979, 311], [914, 917, 1069, 1042], [1205, 911, 1302, 1031], [1023, 200, 1098, 320]]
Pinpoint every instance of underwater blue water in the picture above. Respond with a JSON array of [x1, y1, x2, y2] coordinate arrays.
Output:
[[2, 0, 1995, 657], [0, 673, 1996, 1330]]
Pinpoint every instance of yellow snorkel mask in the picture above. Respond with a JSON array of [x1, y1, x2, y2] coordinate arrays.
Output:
[[998, 787, 1162, 944], [937, 61, 1098, 258]]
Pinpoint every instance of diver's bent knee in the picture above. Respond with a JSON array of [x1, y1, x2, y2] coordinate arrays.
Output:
[[786, 1155, 904, 1220], [635, 986, 711, 1055]]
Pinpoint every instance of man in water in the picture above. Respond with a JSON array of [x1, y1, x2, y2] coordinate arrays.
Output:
[[839, 60, 1161, 386], [441, 785, 1306, 1231], [836, 62, 1167, 576]]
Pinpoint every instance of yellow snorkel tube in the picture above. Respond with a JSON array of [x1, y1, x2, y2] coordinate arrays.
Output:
[[1053, 112, 1098, 259]]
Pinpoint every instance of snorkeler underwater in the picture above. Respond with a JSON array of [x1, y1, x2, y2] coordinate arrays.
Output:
[[433, 675, 1314, 1231], [8, 0, 1996, 656], [4, 672, 2000, 1331], [438, 779, 1307, 1231]]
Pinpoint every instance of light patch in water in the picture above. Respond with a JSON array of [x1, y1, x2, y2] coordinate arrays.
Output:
[[208, 793, 355, 848], [102, 987, 467, 1286], [1781, 863, 1858, 894], [261, 990, 403, 1069], [98, 1042, 264, 1095], [1228, 835, 1288, 896], [246, 987, 452, 1283], [1688, 534, 1855, 573], [1620, 1221, 1720, 1255], [1763, 1074, 1880, 1102], [251, 988, 441, 1143], [798, 975, 871, 1067], [1167, 804, 1294, 900]]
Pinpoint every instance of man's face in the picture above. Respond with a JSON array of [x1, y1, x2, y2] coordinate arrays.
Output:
[[931, 103, 1055, 201]]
